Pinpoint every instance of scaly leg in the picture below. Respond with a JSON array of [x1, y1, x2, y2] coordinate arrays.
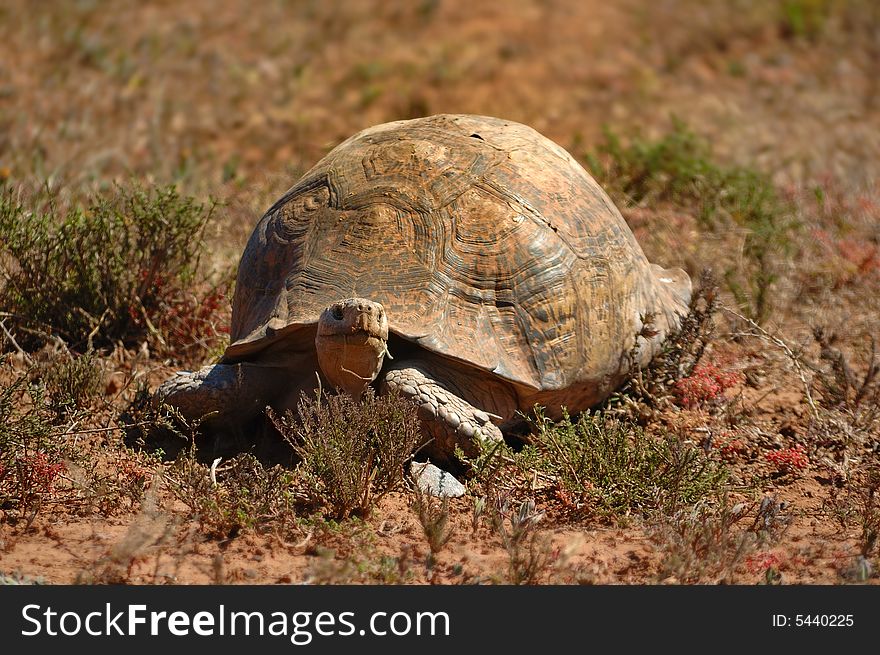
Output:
[[382, 361, 511, 464]]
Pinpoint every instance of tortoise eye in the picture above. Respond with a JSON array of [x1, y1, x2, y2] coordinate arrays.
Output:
[[331, 305, 344, 320]]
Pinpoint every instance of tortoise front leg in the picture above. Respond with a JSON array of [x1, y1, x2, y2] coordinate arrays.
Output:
[[156, 359, 322, 462], [156, 362, 283, 428], [381, 360, 511, 464]]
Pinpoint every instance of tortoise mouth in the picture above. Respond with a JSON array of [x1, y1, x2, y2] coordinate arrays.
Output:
[[317, 330, 385, 346], [317, 323, 388, 342]]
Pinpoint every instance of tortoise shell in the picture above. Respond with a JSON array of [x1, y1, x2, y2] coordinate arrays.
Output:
[[225, 114, 690, 392]]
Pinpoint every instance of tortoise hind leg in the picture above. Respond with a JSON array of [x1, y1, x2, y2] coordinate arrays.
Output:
[[381, 360, 515, 465]]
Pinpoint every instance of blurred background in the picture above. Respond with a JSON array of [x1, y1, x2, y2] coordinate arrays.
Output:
[[2, 0, 877, 209]]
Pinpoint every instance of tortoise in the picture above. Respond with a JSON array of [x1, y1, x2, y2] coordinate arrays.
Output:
[[157, 114, 691, 464]]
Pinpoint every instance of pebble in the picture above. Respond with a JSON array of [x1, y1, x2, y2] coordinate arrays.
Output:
[[411, 462, 466, 497]]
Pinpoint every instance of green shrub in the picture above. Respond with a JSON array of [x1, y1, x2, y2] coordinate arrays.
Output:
[[585, 120, 797, 323], [0, 182, 225, 358], [584, 119, 717, 209], [0, 353, 154, 522], [824, 463, 880, 564], [410, 485, 454, 558], [811, 327, 879, 428], [38, 350, 103, 422], [270, 389, 420, 520], [523, 408, 728, 518], [491, 497, 553, 585], [164, 450, 299, 539], [779, 0, 831, 41]]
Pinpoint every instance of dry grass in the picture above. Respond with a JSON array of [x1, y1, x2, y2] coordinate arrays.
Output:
[[410, 484, 455, 558]]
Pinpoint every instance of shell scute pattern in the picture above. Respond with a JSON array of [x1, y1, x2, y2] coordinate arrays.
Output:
[[224, 114, 690, 394]]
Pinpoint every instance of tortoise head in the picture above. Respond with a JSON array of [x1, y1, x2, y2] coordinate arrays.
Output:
[[315, 298, 390, 397]]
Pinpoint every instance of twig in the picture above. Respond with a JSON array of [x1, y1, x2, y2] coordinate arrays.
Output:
[[210, 457, 222, 486], [86, 309, 109, 352], [721, 304, 820, 422], [63, 418, 83, 447], [138, 302, 166, 346], [0, 318, 33, 365]]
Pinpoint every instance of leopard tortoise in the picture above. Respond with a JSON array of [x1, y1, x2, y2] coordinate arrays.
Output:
[[157, 114, 691, 464]]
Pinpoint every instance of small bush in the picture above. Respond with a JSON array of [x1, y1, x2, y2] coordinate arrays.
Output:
[[765, 446, 809, 475], [0, 182, 226, 360], [823, 463, 880, 561], [654, 495, 790, 584], [523, 408, 728, 519], [745, 552, 784, 585], [779, 0, 831, 41], [586, 122, 796, 323], [0, 355, 148, 523], [164, 450, 298, 539], [150, 281, 231, 363], [811, 327, 879, 429], [0, 572, 46, 585], [410, 484, 454, 557], [585, 119, 716, 208], [75, 482, 175, 585], [809, 227, 880, 290], [0, 359, 62, 522], [270, 389, 420, 519], [110, 447, 164, 510], [491, 497, 552, 585], [37, 350, 103, 422]]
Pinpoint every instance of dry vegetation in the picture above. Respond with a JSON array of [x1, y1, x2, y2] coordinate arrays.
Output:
[[1, 0, 878, 585]]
